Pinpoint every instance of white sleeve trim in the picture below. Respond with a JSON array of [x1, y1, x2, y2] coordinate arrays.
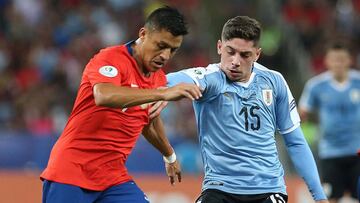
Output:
[[279, 122, 300, 134]]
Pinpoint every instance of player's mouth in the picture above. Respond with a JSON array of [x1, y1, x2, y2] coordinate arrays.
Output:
[[227, 69, 243, 79], [152, 61, 165, 68], [229, 69, 242, 75], [230, 69, 241, 74]]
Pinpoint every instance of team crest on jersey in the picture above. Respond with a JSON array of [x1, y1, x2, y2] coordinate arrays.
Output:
[[262, 89, 273, 106], [99, 66, 118, 77]]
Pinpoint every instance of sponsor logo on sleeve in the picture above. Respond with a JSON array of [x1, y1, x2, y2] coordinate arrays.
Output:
[[99, 66, 118, 77], [184, 68, 206, 79]]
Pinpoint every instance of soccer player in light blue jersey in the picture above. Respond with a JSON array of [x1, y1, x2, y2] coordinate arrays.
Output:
[[164, 16, 328, 203], [299, 42, 360, 203]]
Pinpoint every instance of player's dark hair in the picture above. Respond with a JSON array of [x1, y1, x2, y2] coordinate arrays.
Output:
[[145, 6, 188, 36], [221, 16, 261, 47], [326, 41, 351, 53]]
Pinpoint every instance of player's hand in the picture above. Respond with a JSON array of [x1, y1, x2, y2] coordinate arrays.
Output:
[[165, 160, 181, 185], [149, 100, 168, 119], [162, 83, 202, 101], [315, 200, 329, 203]]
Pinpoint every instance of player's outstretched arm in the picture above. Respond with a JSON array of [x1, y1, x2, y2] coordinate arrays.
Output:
[[93, 83, 202, 108], [161, 83, 202, 101], [283, 127, 328, 202], [142, 116, 181, 185], [148, 70, 203, 119]]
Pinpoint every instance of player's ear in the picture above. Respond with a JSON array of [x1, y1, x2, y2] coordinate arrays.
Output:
[[254, 47, 261, 62], [139, 27, 146, 40], [217, 40, 222, 55]]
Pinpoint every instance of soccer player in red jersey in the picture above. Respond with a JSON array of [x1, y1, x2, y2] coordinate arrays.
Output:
[[40, 6, 202, 203]]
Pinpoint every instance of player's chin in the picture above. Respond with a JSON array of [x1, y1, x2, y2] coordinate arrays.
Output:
[[226, 72, 241, 81], [145, 64, 160, 72], [227, 76, 240, 81]]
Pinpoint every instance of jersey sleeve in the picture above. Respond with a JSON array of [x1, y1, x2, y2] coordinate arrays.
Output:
[[166, 67, 208, 89], [275, 74, 301, 134], [167, 65, 223, 101], [84, 50, 122, 87], [283, 127, 327, 201], [299, 80, 317, 111]]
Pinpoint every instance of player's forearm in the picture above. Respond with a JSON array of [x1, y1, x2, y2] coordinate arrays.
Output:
[[142, 117, 174, 156], [283, 127, 327, 201], [93, 83, 164, 108]]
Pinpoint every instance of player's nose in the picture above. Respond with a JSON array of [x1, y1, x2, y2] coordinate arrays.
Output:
[[231, 54, 241, 66], [159, 48, 171, 61]]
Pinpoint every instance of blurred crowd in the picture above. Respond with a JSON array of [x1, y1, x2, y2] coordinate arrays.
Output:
[[0, 0, 359, 144], [0, 0, 208, 138], [282, 0, 360, 73]]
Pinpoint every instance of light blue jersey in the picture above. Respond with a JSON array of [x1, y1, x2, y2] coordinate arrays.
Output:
[[168, 63, 300, 195], [299, 70, 360, 159]]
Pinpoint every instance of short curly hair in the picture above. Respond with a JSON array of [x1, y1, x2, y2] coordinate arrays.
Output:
[[221, 16, 261, 47], [145, 6, 188, 36]]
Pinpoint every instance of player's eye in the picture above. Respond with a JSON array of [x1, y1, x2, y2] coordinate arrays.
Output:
[[240, 53, 251, 58], [157, 43, 166, 50], [227, 50, 235, 55], [170, 48, 178, 54]]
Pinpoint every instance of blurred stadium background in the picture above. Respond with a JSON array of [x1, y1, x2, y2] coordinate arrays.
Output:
[[0, 0, 359, 202]]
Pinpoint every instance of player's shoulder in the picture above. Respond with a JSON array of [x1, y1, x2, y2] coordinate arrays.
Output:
[[182, 63, 222, 79], [349, 69, 360, 81], [306, 71, 332, 88], [253, 62, 285, 82], [84, 45, 133, 79], [93, 45, 129, 62], [205, 63, 221, 72]]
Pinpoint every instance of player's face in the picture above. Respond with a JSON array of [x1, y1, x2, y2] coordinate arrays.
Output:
[[325, 49, 351, 77], [218, 38, 261, 82], [138, 28, 183, 74]]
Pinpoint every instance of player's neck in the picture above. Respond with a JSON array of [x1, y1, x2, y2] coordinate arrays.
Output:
[[132, 40, 151, 77], [234, 71, 252, 83], [236, 66, 254, 83], [333, 72, 348, 84]]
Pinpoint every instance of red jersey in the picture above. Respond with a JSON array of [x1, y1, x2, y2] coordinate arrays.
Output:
[[41, 44, 166, 190]]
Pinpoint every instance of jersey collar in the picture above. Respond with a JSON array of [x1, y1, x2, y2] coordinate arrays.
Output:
[[234, 64, 255, 87], [125, 40, 135, 56], [330, 78, 350, 91], [235, 72, 256, 88]]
